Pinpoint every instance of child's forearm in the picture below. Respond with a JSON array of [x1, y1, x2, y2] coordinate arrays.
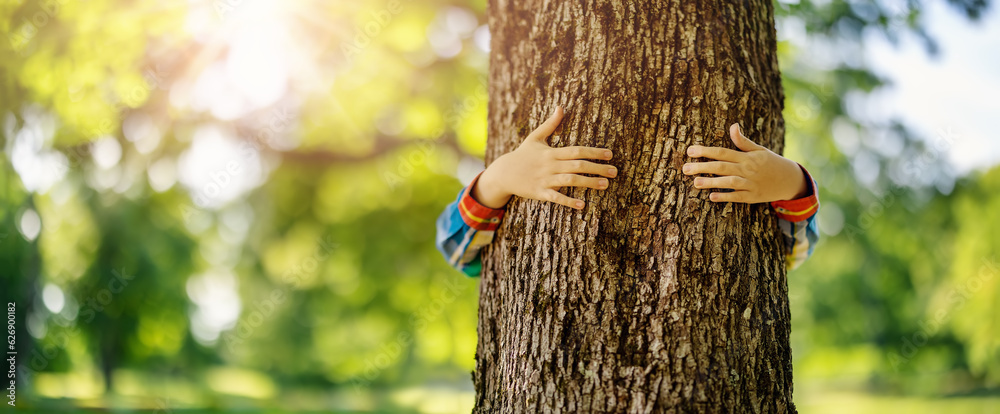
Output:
[[777, 157, 810, 201], [472, 160, 514, 209]]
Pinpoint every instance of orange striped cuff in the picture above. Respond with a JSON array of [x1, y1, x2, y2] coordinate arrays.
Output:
[[459, 172, 506, 231], [770, 163, 819, 223]]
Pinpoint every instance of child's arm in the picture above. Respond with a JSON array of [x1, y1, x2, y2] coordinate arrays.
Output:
[[773, 193, 820, 270], [682, 123, 820, 270], [435, 107, 616, 276], [437, 116, 820, 275], [435, 176, 505, 277]]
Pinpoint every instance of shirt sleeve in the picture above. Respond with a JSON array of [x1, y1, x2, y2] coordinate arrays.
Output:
[[434, 172, 506, 277], [770, 164, 820, 271]]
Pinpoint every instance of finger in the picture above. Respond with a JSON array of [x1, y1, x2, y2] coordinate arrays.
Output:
[[693, 175, 750, 190], [558, 159, 618, 178], [730, 123, 764, 152], [550, 174, 609, 190], [682, 161, 740, 177], [527, 106, 565, 142], [687, 145, 744, 163], [542, 189, 585, 210], [552, 146, 613, 161], [709, 191, 753, 204]]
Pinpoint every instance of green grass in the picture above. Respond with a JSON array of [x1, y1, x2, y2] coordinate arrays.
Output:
[[798, 393, 1000, 414]]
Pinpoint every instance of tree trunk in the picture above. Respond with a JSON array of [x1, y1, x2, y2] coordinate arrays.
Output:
[[475, 1, 793, 412]]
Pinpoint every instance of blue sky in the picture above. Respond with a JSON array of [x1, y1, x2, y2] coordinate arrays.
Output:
[[865, 1, 1000, 175]]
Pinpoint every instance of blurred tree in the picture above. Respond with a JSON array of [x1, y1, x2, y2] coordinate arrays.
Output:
[[475, 0, 795, 411]]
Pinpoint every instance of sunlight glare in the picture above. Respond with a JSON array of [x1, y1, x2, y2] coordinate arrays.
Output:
[[177, 125, 264, 209], [226, 20, 290, 109]]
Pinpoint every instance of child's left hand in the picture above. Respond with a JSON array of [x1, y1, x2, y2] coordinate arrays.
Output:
[[682, 123, 809, 204]]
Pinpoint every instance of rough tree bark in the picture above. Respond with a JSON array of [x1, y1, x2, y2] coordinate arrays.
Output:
[[475, 0, 793, 412]]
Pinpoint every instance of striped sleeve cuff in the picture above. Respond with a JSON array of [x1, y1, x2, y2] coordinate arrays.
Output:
[[770, 163, 819, 223], [458, 172, 506, 231]]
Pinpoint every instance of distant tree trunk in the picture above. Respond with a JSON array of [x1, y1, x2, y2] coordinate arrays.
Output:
[[476, 1, 793, 412]]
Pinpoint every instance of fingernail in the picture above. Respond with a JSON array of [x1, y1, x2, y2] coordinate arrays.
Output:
[[598, 178, 608, 188], [710, 193, 718, 201], [604, 150, 613, 159], [694, 178, 703, 187], [576, 201, 585, 209], [608, 167, 617, 177], [682, 164, 691, 173], [687, 147, 696, 156]]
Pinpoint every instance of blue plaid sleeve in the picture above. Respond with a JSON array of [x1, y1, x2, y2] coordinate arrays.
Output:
[[435, 173, 505, 277], [770, 164, 820, 271]]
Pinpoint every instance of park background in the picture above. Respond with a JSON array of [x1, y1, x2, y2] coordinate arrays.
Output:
[[1, 0, 999, 412]]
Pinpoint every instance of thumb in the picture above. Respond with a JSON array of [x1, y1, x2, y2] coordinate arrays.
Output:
[[528, 106, 564, 143], [730, 123, 763, 152]]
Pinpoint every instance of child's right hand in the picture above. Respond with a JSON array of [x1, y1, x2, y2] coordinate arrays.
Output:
[[472, 107, 617, 210]]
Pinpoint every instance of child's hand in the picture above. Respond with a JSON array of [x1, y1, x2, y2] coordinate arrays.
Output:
[[473, 107, 617, 210], [682, 123, 809, 204]]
